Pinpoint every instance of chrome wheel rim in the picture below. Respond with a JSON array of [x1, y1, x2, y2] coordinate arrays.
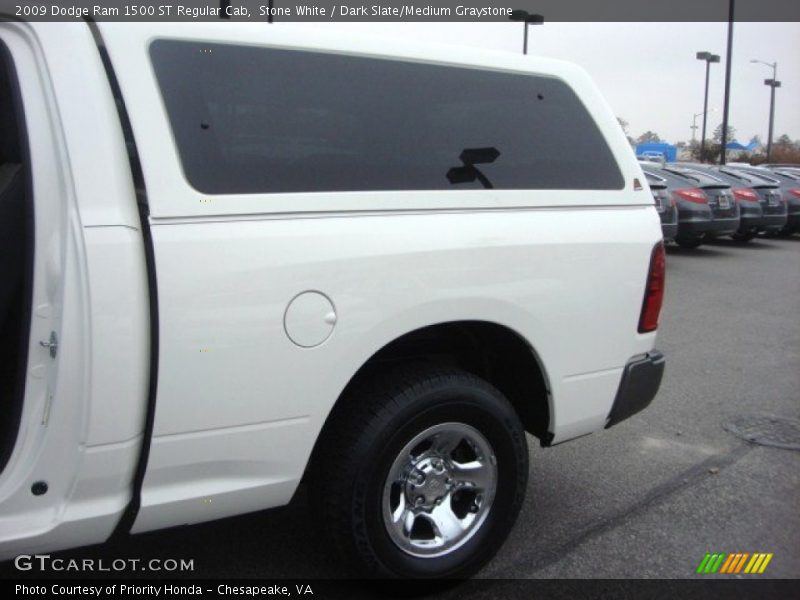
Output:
[[382, 422, 497, 558]]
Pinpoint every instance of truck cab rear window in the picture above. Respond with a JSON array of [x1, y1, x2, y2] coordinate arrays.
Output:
[[149, 40, 623, 195]]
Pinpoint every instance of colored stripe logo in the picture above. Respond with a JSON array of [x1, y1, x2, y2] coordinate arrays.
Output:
[[696, 552, 773, 574]]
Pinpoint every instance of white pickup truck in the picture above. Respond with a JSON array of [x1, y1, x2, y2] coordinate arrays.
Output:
[[0, 21, 665, 578]]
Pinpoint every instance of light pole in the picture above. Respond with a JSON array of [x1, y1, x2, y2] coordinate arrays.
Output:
[[509, 11, 544, 55], [691, 108, 716, 144], [696, 51, 720, 162], [751, 59, 779, 161], [691, 113, 700, 143], [720, 0, 734, 165]]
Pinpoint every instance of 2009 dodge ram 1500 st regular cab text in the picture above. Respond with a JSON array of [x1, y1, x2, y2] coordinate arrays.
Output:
[[0, 21, 665, 578]]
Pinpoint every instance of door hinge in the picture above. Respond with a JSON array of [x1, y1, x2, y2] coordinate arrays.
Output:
[[40, 331, 58, 358]]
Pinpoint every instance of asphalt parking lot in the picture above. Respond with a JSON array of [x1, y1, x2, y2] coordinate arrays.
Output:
[[4, 235, 799, 583]]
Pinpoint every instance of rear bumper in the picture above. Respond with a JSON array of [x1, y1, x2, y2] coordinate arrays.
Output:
[[759, 214, 788, 231], [606, 351, 665, 428], [739, 215, 762, 232], [680, 217, 739, 236], [678, 218, 712, 235], [738, 203, 763, 232], [707, 216, 741, 236], [661, 222, 678, 240]]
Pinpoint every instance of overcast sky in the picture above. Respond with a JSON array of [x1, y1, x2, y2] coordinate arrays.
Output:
[[288, 21, 799, 145]]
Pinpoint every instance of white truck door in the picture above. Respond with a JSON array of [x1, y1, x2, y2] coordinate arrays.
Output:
[[0, 23, 76, 552], [0, 22, 148, 559]]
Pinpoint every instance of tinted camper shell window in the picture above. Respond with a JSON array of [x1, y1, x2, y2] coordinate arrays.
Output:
[[150, 40, 624, 195]]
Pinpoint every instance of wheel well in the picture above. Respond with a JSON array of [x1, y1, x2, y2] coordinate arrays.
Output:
[[334, 321, 551, 444]]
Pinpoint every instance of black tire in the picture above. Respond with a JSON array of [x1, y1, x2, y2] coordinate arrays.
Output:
[[730, 230, 756, 243], [308, 365, 528, 579], [675, 234, 704, 249]]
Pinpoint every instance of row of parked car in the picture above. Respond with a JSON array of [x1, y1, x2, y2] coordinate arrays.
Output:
[[639, 162, 800, 248]]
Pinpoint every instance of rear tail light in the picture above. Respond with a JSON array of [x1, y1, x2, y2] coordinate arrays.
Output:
[[638, 242, 666, 334], [733, 188, 759, 202], [672, 188, 707, 204], [789, 188, 800, 198]]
